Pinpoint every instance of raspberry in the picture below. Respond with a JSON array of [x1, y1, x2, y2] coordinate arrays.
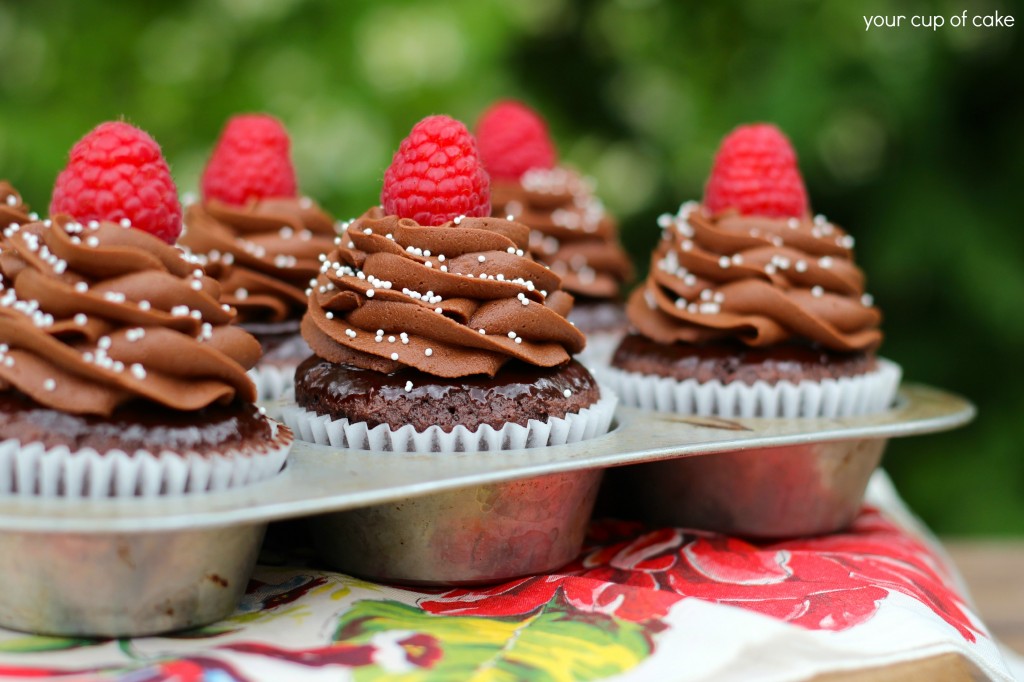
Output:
[[200, 113, 297, 206], [703, 123, 809, 218], [381, 115, 491, 226], [50, 121, 182, 244], [476, 100, 557, 181]]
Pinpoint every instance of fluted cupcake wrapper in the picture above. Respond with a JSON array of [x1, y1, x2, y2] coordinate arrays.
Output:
[[574, 330, 627, 371], [596, 358, 901, 418], [0, 421, 293, 498], [248, 364, 296, 402], [280, 388, 617, 453]]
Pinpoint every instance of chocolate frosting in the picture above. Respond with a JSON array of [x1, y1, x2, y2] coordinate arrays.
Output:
[[0, 215, 260, 416], [491, 168, 632, 300], [181, 197, 337, 323], [627, 202, 882, 352], [303, 207, 586, 378], [0, 182, 34, 229]]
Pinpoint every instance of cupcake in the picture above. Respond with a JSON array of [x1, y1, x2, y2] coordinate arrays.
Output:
[[604, 123, 900, 417], [0, 182, 35, 228], [475, 101, 633, 365], [179, 114, 337, 400], [0, 121, 291, 497], [282, 115, 615, 452]]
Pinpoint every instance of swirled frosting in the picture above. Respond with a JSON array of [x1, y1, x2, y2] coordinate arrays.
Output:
[[492, 168, 632, 300], [0, 182, 35, 229], [627, 202, 882, 352], [303, 207, 586, 378], [181, 197, 337, 323], [0, 215, 260, 416]]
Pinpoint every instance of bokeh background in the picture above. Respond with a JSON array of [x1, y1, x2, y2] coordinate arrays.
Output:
[[0, 0, 1020, 533]]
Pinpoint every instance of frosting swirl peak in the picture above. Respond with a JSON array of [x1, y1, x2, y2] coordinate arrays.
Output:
[[303, 208, 585, 378], [181, 197, 337, 324], [0, 183, 35, 229], [627, 202, 882, 352], [492, 168, 632, 300], [0, 215, 259, 416]]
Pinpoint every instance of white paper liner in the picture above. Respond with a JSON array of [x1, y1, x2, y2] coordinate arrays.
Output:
[[248, 363, 297, 402], [596, 358, 901, 418], [0, 420, 293, 498], [574, 329, 626, 371], [280, 388, 617, 453]]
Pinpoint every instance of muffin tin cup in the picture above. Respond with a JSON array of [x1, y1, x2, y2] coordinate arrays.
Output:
[[0, 421, 293, 497], [280, 390, 617, 583], [0, 524, 265, 637], [0, 383, 973, 635], [307, 469, 604, 585], [599, 358, 902, 418]]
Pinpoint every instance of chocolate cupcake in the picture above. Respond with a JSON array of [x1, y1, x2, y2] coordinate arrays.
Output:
[[476, 101, 633, 365], [604, 124, 900, 417], [0, 121, 291, 497], [180, 114, 337, 400], [282, 115, 615, 452]]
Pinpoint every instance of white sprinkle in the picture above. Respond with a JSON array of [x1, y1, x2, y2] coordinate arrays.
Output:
[[366, 289, 375, 298], [86, 236, 99, 248], [171, 305, 189, 317], [74, 282, 88, 293], [390, 352, 399, 361], [514, 337, 522, 344], [795, 260, 808, 273], [479, 328, 486, 334], [2, 357, 12, 367], [862, 293, 874, 306], [345, 329, 357, 338], [812, 286, 824, 298], [98, 336, 112, 349], [325, 312, 334, 320], [190, 280, 203, 291], [478, 255, 486, 263], [74, 313, 87, 326], [819, 256, 834, 269], [189, 310, 202, 320], [4, 195, 16, 207], [139, 300, 152, 311], [363, 227, 372, 235], [405, 380, 413, 392], [388, 335, 395, 343], [788, 218, 799, 229], [425, 348, 433, 357], [130, 363, 147, 380], [563, 389, 572, 398], [434, 307, 442, 314], [508, 331, 517, 339], [718, 256, 730, 268], [43, 379, 56, 391]]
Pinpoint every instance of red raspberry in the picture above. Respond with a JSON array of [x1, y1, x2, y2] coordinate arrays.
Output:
[[50, 121, 182, 244], [476, 100, 557, 181], [200, 113, 297, 206], [703, 123, 809, 218], [381, 115, 491, 226]]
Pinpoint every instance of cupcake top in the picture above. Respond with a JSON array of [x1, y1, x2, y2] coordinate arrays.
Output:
[[0, 122, 260, 417], [626, 124, 882, 353], [303, 115, 585, 379], [0, 183, 34, 229], [477, 101, 633, 301], [180, 114, 337, 324]]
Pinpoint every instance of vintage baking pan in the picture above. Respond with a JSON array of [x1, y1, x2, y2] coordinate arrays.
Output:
[[0, 383, 973, 636]]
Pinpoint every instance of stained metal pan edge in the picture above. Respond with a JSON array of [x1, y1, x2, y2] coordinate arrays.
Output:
[[0, 383, 974, 533]]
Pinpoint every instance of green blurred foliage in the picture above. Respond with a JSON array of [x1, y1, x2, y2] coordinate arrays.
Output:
[[0, 0, 1020, 533]]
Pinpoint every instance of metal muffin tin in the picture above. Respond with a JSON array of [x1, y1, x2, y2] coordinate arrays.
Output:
[[0, 383, 973, 636]]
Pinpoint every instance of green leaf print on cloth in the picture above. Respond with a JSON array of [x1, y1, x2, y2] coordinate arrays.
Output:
[[333, 591, 661, 681]]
